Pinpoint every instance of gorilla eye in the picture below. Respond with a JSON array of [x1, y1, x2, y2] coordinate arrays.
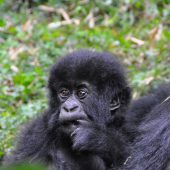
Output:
[[77, 89, 88, 99], [59, 88, 70, 98]]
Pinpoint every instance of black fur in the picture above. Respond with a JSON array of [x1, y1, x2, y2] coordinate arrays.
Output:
[[4, 50, 131, 170], [123, 84, 170, 170]]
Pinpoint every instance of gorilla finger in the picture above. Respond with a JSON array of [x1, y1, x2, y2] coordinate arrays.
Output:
[[77, 120, 91, 126], [71, 127, 80, 137]]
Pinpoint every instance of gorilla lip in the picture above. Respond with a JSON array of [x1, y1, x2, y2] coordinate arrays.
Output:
[[62, 120, 80, 126], [61, 118, 89, 126], [58, 111, 90, 126]]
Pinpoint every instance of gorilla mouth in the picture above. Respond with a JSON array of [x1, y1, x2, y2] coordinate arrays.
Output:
[[62, 120, 81, 126], [59, 111, 92, 127], [59, 119, 90, 134], [61, 118, 90, 127]]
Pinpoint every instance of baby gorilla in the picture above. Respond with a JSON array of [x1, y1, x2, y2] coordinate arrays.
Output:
[[4, 50, 131, 170]]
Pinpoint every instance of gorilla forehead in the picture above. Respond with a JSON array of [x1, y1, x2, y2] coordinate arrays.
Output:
[[49, 50, 127, 90]]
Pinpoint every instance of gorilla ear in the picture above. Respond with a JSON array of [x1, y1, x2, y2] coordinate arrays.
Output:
[[110, 97, 120, 111], [110, 86, 131, 112]]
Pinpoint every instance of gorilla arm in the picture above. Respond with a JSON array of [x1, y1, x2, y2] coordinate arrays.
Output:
[[4, 113, 50, 164]]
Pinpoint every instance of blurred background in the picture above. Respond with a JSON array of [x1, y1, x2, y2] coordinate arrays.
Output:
[[0, 0, 170, 163]]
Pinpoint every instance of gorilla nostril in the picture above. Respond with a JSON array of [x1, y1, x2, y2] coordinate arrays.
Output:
[[63, 105, 79, 112], [70, 106, 78, 112], [63, 106, 69, 112]]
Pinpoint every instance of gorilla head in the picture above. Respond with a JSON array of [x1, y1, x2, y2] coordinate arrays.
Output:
[[48, 50, 131, 134]]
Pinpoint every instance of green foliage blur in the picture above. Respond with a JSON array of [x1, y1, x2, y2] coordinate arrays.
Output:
[[1, 163, 45, 170], [0, 0, 170, 162]]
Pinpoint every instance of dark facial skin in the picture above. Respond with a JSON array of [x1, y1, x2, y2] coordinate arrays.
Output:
[[58, 82, 91, 134], [58, 81, 121, 136]]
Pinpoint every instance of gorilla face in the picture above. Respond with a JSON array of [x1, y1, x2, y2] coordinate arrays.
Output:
[[57, 81, 122, 135], [58, 82, 91, 134]]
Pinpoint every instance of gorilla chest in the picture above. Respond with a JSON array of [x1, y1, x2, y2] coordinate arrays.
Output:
[[50, 148, 106, 170]]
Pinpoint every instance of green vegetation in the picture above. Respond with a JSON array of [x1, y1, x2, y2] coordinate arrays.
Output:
[[0, 0, 170, 160], [1, 163, 45, 170]]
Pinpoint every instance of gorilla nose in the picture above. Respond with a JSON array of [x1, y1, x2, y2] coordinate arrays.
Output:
[[63, 104, 79, 112]]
